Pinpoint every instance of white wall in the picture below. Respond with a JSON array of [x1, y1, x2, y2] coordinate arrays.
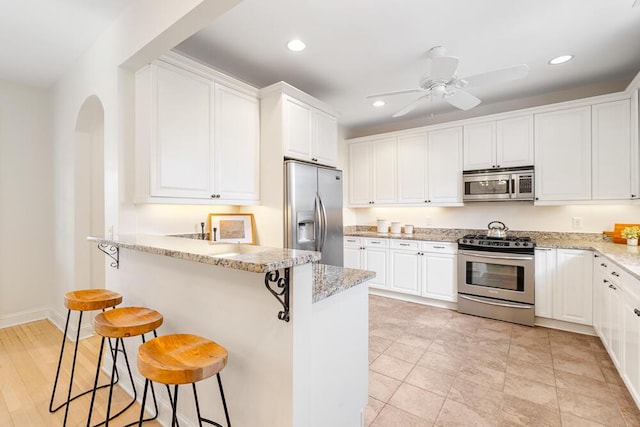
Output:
[[0, 79, 53, 327], [346, 203, 640, 234]]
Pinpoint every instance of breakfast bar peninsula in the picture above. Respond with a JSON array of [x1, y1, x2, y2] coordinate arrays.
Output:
[[88, 234, 374, 427]]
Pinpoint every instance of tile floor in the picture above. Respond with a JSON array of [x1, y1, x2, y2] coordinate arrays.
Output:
[[366, 295, 640, 426]]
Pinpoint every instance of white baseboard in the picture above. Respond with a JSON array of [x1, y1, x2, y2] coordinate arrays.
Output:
[[0, 308, 49, 329], [48, 309, 95, 341], [534, 316, 596, 336], [369, 288, 458, 311]]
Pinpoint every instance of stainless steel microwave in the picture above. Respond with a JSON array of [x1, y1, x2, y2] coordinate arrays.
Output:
[[463, 167, 534, 201]]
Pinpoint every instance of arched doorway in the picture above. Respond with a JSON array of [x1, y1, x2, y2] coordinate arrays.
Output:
[[74, 96, 105, 291]]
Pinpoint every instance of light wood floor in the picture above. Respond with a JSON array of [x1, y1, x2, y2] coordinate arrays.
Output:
[[0, 319, 160, 426]]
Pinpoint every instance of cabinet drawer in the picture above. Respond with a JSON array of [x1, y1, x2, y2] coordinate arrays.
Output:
[[364, 238, 389, 248], [422, 242, 456, 254], [344, 237, 362, 247], [390, 240, 420, 250]]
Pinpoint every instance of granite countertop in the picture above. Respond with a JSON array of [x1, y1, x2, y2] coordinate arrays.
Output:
[[313, 264, 376, 303], [88, 234, 321, 273]]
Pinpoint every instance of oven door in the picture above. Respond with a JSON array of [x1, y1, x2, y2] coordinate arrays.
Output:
[[457, 249, 534, 304], [463, 174, 511, 201]]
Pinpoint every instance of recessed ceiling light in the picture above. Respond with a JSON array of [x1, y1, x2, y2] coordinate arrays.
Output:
[[548, 55, 574, 65], [372, 100, 385, 107], [287, 39, 306, 52]]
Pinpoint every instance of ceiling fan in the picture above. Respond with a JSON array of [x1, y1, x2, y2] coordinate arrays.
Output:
[[366, 46, 529, 118]]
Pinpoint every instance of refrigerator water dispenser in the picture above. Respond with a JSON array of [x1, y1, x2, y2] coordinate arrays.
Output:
[[297, 212, 315, 243]]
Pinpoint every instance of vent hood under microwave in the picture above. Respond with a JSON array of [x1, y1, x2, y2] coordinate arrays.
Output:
[[463, 167, 534, 202]]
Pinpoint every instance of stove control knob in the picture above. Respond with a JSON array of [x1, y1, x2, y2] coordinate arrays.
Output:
[[515, 242, 520, 246], [523, 242, 529, 246], [462, 239, 467, 243], [469, 239, 474, 244]]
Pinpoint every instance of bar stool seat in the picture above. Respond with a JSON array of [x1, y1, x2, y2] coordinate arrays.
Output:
[[87, 307, 163, 427], [50, 289, 123, 426], [137, 334, 231, 427]]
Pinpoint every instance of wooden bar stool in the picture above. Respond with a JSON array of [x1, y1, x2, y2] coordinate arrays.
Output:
[[86, 307, 163, 427], [137, 334, 231, 427], [49, 289, 123, 426]]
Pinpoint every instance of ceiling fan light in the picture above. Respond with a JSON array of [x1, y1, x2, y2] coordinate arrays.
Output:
[[287, 39, 306, 52], [548, 55, 574, 65], [372, 100, 385, 107]]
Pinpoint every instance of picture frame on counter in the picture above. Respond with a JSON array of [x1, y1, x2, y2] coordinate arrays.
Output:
[[208, 213, 256, 244]]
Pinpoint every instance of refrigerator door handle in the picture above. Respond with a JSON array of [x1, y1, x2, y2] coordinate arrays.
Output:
[[314, 194, 323, 252], [317, 194, 328, 252]]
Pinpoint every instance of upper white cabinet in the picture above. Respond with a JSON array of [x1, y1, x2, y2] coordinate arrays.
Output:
[[135, 56, 260, 204], [535, 106, 592, 202], [463, 115, 533, 171], [592, 99, 632, 200], [261, 82, 338, 168], [283, 96, 338, 166], [348, 126, 462, 207], [427, 127, 463, 204]]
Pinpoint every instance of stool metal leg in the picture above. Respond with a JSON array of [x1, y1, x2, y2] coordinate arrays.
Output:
[[171, 385, 180, 427], [217, 374, 231, 427], [87, 336, 107, 426], [193, 377, 230, 427]]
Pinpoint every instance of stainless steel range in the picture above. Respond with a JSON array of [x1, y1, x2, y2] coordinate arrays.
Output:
[[457, 234, 535, 326]]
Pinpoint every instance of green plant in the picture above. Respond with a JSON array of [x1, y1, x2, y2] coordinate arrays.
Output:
[[621, 226, 640, 239]]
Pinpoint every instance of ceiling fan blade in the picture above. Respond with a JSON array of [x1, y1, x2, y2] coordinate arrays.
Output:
[[365, 88, 423, 99], [463, 64, 529, 88], [392, 95, 429, 117], [446, 90, 481, 111], [430, 56, 459, 81]]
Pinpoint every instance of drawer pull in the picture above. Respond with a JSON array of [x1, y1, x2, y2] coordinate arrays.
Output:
[[594, 254, 600, 258], [601, 263, 608, 268], [611, 272, 620, 277], [603, 279, 609, 283], [400, 243, 410, 247], [371, 241, 381, 244], [608, 284, 616, 290], [433, 245, 445, 249], [635, 309, 640, 317]]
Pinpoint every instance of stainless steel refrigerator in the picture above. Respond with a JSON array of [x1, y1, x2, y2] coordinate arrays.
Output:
[[284, 160, 343, 267]]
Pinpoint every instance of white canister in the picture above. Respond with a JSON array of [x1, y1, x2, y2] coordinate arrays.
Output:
[[377, 219, 389, 233], [404, 224, 414, 234], [390, 222, 402, 234]]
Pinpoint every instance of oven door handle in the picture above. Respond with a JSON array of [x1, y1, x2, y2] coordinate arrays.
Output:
[[459, 294, 533, 309], [458, 250, 534, 261]]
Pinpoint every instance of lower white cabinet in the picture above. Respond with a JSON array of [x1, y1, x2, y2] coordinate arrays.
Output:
[[344, 237, 456, 302], [534, 248, 593, 326], [343, 237, 389, 289], [622, 289, 640, 405]]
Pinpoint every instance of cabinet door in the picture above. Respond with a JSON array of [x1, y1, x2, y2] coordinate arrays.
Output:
[[313, 110, 338, 167], [496, 115, 534, 168], [622, 290, 640, 404], [534, 248, 556, 318], [344, 247, 362, 269], [348, 142, 372, 205], [389, 249, 421, 295], [592, 263, 606, 338], [609, 281, 623, 367], [213, 84, 260, 201], [535, 107, 591, 201], [397, 133, 427, 203], [151, 64, 213, 198], [463, 122, 495, 170], [592, 99, 632, 200], [553, 249, 593, 325], [423, 253, 456, 302], [427, 127, 463, 203], [363, 247, 388, 289], [372, 138, 397, 204], [283, 96, 313, 160]]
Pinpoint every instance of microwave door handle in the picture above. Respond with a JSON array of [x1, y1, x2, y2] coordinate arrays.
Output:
[[510, 175, 516, 199]]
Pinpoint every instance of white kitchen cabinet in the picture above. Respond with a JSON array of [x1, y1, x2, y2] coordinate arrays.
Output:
[[463, 116, 533, 171], [593, 254, 624, 367], [397, 133, 428, 204], [592, 99, 632, 200], [389, 240, 421, 295], [427, 127, 463, 204], [622, 286, 640, 405], [534, 248, 556, 318], [343, 237, 363, 269], [422, 242, 457, 302], [348, 138, 397, 205], [283, 96, 338, 167], [343, 237, 389, 289], [213, 84, 260, 201], [553, 248, 593, 325], [135, 58, 260, 204], [534, 106, 592, 202]]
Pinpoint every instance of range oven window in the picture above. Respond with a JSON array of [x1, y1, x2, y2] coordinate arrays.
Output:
[[465, 261, 524, 292]]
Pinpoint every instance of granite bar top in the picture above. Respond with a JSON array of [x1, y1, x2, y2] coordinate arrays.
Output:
[[88, 234, 321, 273], [313, 264, 376, 303]]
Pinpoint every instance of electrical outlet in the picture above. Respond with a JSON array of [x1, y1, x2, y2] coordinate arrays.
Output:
[[572, 217, 583, 229]]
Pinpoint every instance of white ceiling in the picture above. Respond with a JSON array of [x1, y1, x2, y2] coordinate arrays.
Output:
[[176, 0, 640, 135], [0, 0, 131, 88]]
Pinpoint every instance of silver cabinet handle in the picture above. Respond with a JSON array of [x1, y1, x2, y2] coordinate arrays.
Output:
[[635, 309, 640, 317], [458, 294, 533, 309], [399, 243, 411, 247], [458, 250, 533, 261], [601, 263, 608, 268], [609, 284, 617, 290], [433, 245, 445, 249], [612, 272, 620, 277]]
